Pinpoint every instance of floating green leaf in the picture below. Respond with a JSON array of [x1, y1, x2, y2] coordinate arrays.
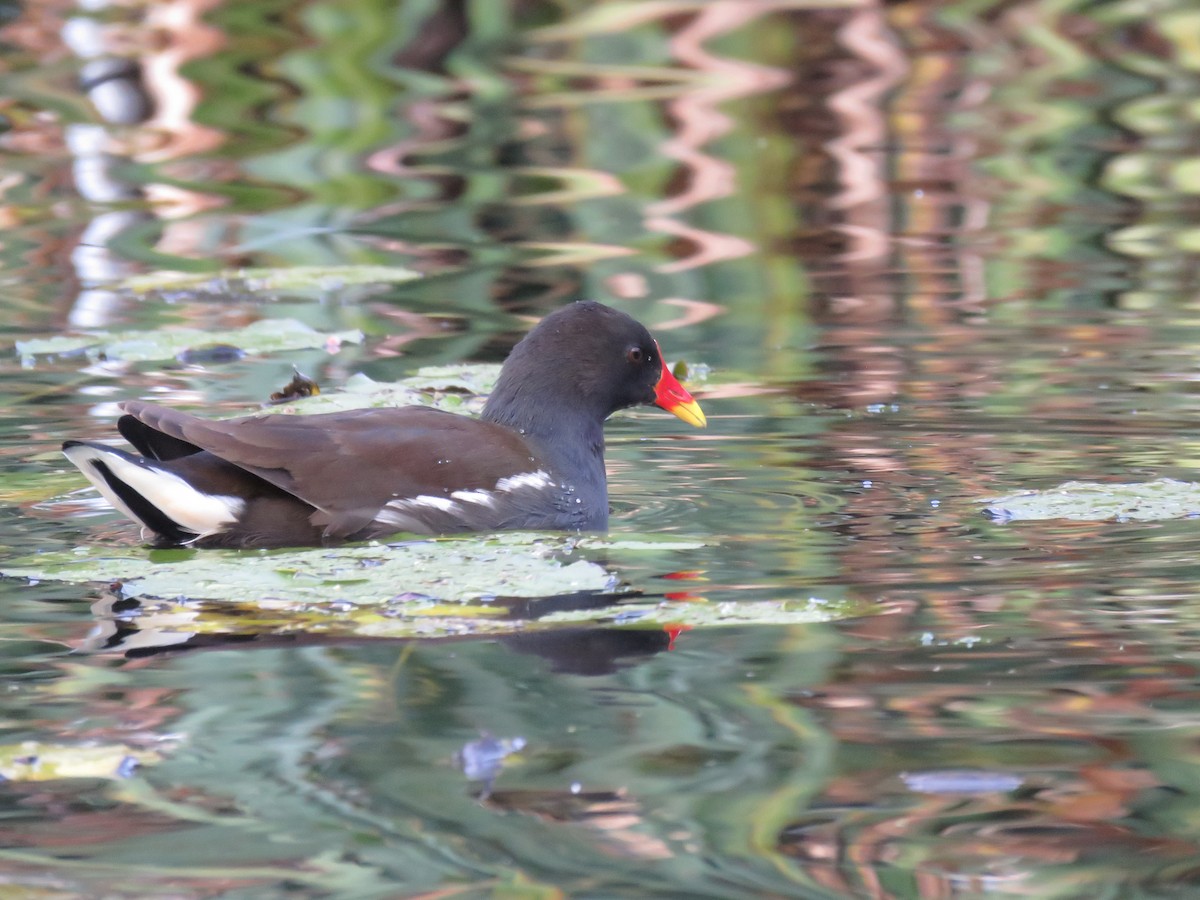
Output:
[[2, 529, 848, 644], [2, 535, 614, 605], [120, 264, 421, 296], [983, 479, 1200, 523], [15, 318, 363, 364], [263, 366, 503, 415]]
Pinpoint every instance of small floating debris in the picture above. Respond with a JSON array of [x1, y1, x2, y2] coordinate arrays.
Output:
[[902, 769, 1024, 795], [456, 732, 527, 799], [268, 368, 321, 404]]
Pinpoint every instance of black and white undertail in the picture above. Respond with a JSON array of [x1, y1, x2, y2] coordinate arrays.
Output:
[[62, 441, 244, 544]]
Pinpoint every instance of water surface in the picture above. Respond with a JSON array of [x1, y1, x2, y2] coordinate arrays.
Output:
[[3, 1, 1200, 896]]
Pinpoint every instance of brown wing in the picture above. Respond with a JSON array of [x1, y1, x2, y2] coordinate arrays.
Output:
[[119, 400, 548, 536]]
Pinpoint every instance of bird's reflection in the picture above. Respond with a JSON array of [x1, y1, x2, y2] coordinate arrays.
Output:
[[79, 586, 677, 676]]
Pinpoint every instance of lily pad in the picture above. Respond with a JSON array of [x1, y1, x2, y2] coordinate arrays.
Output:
[[403, 364, 506, 396], [263, 366, 503, 415], [16, 318, 363, 365], [1, 535, 614, 606], [120, 264, 421, 296], [983, 478, 1200, 523], [2, 528, 849, 644]]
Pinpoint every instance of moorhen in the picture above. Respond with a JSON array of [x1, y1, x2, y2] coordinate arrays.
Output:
[[61, 301, 706, 548]]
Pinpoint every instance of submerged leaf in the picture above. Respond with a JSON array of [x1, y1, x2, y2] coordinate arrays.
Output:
[[73, 588, 843, 648], [554, 596, 837, 628], [576, 535, 709, 551], [983, 478, 1200, 523], [0, 467, 76, 503], [0, 741, 163, 781]]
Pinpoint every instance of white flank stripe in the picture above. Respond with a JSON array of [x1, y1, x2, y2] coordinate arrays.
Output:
[[373, 507, 407, 527], [450, 489, 496, 507], [373, 474, 556, 530], [376, 493, 461, 528], [386, 495, 459, 514], [496, 470, 553, 493]]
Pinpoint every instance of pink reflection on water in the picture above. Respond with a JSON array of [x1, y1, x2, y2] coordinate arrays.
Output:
[[138, 0, 227, 163], [648, 2, 791, 272], [824, 8, 908, 216]]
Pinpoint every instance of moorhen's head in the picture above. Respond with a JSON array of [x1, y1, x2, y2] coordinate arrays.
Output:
[[483, 301, 705, 430]]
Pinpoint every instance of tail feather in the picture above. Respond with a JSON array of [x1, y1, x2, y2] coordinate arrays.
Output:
[[116, 416, 201, 461], [62, 441, 244, 543]]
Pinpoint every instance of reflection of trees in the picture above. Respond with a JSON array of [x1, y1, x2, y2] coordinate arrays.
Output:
[[367, 0, 794, 323], [2, 0, 228, 327], [2, 1, 1195, 340]]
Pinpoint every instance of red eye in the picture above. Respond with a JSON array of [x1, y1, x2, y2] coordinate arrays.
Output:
[[626, 346, 644, 364]]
